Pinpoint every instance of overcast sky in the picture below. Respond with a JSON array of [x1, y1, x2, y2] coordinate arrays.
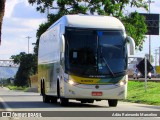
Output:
[[0, 0, 160, 65]]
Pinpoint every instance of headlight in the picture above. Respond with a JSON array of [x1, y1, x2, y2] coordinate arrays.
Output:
[[68, 80, 74, 85], [137, 72, 141, 76], [64, 75, 79, 85], [119, 80, 126, 86], [148, 72, 151, 76], [67, 79, 79, 86]]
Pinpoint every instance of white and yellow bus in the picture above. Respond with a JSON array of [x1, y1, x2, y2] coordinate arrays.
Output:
[[38, 15, 135, 107]]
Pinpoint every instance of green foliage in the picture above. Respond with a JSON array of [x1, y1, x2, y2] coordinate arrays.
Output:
[[28, 0, 148, 18], [122, 12, 147, 50], [11, 52, 37, 87], [11, 52, 25, 64], [7, 85, 28, 91], [28, 0, 148, 74], [28, 0, 148, 55], [125, 81, 160, 105]]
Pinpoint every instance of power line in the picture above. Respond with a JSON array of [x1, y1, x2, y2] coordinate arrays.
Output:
[[159, 47, 160, 66]]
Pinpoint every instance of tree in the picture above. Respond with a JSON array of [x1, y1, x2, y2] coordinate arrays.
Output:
[[28, 0, 148, 17], [28, 0, 148, 53], [11, 52, 37, 86], [122, 12, 147, 50], [28, 0, 148, 74], [0, 0, 6, 44]]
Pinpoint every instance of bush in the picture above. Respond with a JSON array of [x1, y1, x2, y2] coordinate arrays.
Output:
[[7, 85, 27, 90]]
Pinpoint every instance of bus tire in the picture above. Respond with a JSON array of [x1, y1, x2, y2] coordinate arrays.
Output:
[[60, 98, 69, 106], [51, 97, 57, 103], [43, 95, 50, 103], [108, 99, 118, 107], [57, 80, 69, 106], [42, 81, 50, 103]]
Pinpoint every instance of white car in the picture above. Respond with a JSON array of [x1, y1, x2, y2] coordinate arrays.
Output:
[[133, 69, 151, 79], [151, 69, 157, 78]]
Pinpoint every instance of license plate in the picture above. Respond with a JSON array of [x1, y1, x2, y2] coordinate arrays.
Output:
[[92, 92, 103, 96]]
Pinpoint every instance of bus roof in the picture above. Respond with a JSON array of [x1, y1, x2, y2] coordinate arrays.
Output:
[[48, 15, 125, 30]]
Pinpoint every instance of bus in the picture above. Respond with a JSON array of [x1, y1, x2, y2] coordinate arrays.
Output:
[[38, 15, 135, 107]]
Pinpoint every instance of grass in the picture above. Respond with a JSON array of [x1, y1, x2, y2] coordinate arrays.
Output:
[[125, 81, 160, 105], [7, 85, 28, 91]]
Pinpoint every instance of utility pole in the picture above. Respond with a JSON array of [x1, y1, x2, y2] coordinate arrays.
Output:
[[144, 56, 147, 92], [147, 0, 155, 62], [159, 47, 160, 66], [155, 49, 159, 66], [26, 36, 31, 54]]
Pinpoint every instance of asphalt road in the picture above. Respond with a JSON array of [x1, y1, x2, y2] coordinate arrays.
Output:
[[129, 78, 160, 82], [0, 87, 159, 120]]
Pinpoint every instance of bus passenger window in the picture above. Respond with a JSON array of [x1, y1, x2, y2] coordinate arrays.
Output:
[[73, 52, 77, 58]]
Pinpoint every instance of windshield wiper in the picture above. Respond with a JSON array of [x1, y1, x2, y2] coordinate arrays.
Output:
[[102, 57, 116, 77], [99, 45, 115, 77]]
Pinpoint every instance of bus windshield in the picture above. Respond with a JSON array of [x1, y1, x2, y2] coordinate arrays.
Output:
[[65, 27, 127, 78]]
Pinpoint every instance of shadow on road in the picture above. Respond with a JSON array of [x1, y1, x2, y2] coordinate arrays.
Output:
[[60, 101, 108, 108], [1, 101, 108, 109], [134, 104, 160, 110], [0, 102, 4, 110], [0, 95, 40, 97]]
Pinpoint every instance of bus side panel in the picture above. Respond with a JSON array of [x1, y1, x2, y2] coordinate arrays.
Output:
[[38, 63, 50, 94], [38, 24, 61, 96], [38, 62, 60, 96]]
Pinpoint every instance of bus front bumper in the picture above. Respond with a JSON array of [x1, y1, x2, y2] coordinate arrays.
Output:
[[61, 82, 127, 100]]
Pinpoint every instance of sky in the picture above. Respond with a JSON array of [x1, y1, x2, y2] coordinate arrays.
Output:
[[0, 0, 160, 65], [0, 0, 47, 59]]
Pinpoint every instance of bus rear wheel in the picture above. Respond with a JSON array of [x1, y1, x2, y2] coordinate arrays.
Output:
[[108, 99, 118, 107]]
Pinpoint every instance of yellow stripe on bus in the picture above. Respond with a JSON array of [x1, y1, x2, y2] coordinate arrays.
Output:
[[70, 75, 101, 84]]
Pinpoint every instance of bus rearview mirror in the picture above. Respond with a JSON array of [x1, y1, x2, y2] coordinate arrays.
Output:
[[126, 36, 135, 55], [61, 35, 65, 53]]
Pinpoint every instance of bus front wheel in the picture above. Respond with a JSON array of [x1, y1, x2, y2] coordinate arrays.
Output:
[[43, 94, 50, 103], [60, 98, 69, 106], [108, 99, 118, 107], [51, 97, 57, 103], [57, 81, 69, 106], [42, 81, 50, 103]]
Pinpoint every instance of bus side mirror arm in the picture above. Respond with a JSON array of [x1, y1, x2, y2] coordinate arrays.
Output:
[[126, 36, 135, 55], [61, 35, 65, 53], [60, 35, 65, 59]]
